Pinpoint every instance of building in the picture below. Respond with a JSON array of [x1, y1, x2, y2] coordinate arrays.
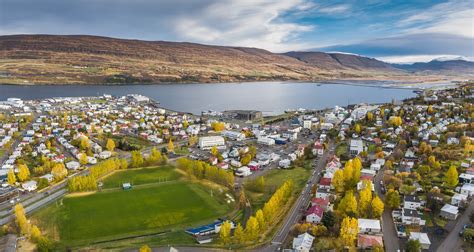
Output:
[[22, 180, 38, 192], [292, 233, 314, 252], [221, 131, 245, 141], [460, 183, 474, 196], [409, 232, 431, 250], [358, 219, 382, 235], [451, 193, 468, 206], [349, 139, 364, 156], [225, 110, 262, 121], [303, 120, 312, 129], [403, 195, 422, 210], [305, 205, 324, 224], [459, 173, 474, 184], [198, 136, 225, 150], [358, 234, 383, 249], [440, 204, 459, 220], [257, 137, 275, 146], [66, 161, 80, 170], [402, 208, 424, 225]]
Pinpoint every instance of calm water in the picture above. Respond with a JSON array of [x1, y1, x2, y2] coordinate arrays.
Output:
[[0, 82, 416, 115]]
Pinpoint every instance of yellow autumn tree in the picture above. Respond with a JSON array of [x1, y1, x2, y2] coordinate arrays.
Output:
[[359, 180, 373, 217], [168, 139, 175, 153], [338, 191, 358, 217], [17, 164, 30, 182], [14, 203, 30, 235], [256, 209, 265, 231], [371, 196, 384, 218], [245, 216, 260, 241], [7, 169, 16, 185], [233, 223, 245, 244], [332, 169, 345, 193], [106, 138, 115, 152], [51, 163, 68, 181], [445, 166, 459, 188], [340, 217, 359, 247], [219, 220, 232, 245], [139, 245, 152, 252]]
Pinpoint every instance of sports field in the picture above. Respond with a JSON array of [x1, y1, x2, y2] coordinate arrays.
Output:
[[32, 166, 234, 247], [100, 165, 180, 189]]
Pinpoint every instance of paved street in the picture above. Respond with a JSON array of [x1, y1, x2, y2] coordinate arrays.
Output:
[[437, 201, 474, 252], [374, 167, 400, 252]]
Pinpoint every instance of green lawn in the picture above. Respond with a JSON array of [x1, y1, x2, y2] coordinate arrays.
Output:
[[33, 179, 234, 247], [100, 166, 180, 189]]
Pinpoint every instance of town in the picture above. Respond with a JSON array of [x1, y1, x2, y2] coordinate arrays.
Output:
[[0, 83, 472, 252]]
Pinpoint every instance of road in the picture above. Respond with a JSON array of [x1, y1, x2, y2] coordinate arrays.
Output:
[[374, 166, 400, 252], [262, 143, 332, 251], [437, 200, 474, 252]]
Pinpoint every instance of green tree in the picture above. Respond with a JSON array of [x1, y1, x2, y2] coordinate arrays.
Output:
[[405, 239, 421, 252], [385, 189, 401, 209]]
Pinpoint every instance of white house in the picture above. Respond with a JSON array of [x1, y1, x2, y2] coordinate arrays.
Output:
[[292, 233, 315, 252], [440, 204, 459, 220], [403, 195, 422, 210], [402, 208, 424, 225], [66, 161, 80, 170], [358, 219, 382, 235], [349, 139, 364, 156], [460, 183, 474, 197], [99, 151, 112, 159], [451, 193, 468, 206], [22, 180, 38, 192], [409, 232, 431, 250]]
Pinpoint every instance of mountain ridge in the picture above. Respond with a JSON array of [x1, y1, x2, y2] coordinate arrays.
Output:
[[0, 34, 471, 85]]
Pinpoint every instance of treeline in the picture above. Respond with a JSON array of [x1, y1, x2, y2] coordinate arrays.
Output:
[[68, 158, 128, 192], [176, 158, 234, 188], [220, 180, 294, 245]]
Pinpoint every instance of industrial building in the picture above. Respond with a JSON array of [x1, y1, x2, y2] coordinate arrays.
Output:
[[198, 136, 226, 150]]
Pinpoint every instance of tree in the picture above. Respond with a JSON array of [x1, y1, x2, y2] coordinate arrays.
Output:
[[371, 196, 384, 218], [322, 211, 336, 229], [30, 225, 42, 241], [130, 151, 144, 167], [14, 203, 29, 235], [405, 239, 421, 252], [445, 165, 459, 188], [17, 164, 30, 182], [343, 160, 354, 188], [120, 158, 128, 170], [385, 189, 401, 209], [359, 181, 373, 217], [256, 209, 265, 231], [211, 122, 226, 132], [80, 137, 91, 150], [106, 138, 115, 152], [427, 105, 434, 114], [389, 116, 402, 127], [385, 160, 393, 170], [240, 154, 252, 166], [233, 223, 244, 244], [354, 124, 361, 134], [340, 217, 358, 247], [338, 191, 358, 217], [332, 169, 345, 193], [139, 245, 152, 252], [245, 216, 259, 241], [211, 146, 219, 156], [168, 139, 175, 153], [219, 220, 232, 245], [79, 153, 88, 165], [51, 163, 67, 180], [7, 169, 16, 185], [238, 190, 247, 209], [366, 112, 374, 121]]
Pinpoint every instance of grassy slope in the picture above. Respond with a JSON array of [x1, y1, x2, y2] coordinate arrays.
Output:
[[32, 166, 234, 248]]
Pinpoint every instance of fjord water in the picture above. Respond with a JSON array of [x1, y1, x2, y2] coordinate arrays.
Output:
[[0, 82, 416, 115]]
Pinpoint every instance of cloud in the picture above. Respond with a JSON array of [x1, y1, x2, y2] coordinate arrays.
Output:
[[377, 55, 474, 64], [398, 0, 474, 38], [171, 0, 315, 52], [316, 4, 351, 14]]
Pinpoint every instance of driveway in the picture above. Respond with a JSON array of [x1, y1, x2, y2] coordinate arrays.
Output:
[[437, 201, 474, 252]]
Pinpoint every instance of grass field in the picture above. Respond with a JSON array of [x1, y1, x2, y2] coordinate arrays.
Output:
[[100, 166, 180, 189], [32, 166, 234, 248]]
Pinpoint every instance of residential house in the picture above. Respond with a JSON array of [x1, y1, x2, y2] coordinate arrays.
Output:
[[358, 234, 383, 250], [451, 193, 468, 206], [349, 139, 364, 156], [292, 233, 314, 252], [22, 180, 38, 192], [440, 204, 458, 220], [402, 208, 424, 225], [409, 232, 431, 250], [358, 219, 382, 235], [311, 197, 330, 211], [315, 188, 331, 200], [461, 183, 474, 197], [306, 205, 324, 224], [403, 195, 422, 210], [459, 173, 474, 184]]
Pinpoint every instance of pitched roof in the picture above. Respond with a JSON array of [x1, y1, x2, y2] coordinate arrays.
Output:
[[306, 205, 324, 217], [319, 177, 332, 186], [358, 234, 383, 248], [311, 197, 329, 206]]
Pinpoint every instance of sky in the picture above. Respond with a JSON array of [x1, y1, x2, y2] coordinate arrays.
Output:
[[0, 0, 473, 63]]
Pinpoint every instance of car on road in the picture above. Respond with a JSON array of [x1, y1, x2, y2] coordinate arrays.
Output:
[[459, 224, 471, 236]]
